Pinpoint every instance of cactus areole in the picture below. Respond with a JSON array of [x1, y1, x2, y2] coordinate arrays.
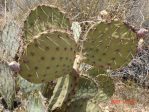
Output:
[[83, 20, 137, 70], [19, 30, 76, 83]]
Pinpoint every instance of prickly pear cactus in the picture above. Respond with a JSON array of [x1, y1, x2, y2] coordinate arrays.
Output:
[[88, 68, 115, 97], [96, 74, 115, 97], [89, 74, 115, 103], [0, 62, 15, 109], [72, 75, 98, 101], [49, 73, 79, 111], [72, 74, 114, 103], [48, 77, 64, 110], [67, 98, 102, 112], [23, 5, 71, 43], [83, 20, 137, 70], [68, 65, 115, 109], [19, 29, 76, 83], [27, 91, 47, 112], [16, 76, 42, 93]]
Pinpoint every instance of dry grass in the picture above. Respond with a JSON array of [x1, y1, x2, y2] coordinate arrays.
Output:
[[99, 78, 149, 112], [54, 0, 126, 21]]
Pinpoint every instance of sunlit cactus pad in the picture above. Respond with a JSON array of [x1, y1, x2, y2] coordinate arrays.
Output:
[[83, 20, 137, 70], [49, 73, 78, 111], [23, 5, 71, 42], [19, 29, 76, 83], [27, 92, 46, 112]]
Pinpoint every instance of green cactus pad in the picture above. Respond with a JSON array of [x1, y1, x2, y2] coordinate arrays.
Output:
[[0, 62, 15, 109], [23, 5, 71, 43], [48, 76, 64, 110], [72, 75, 98, 100], [27, 92, 46, 112], [19, 29, 76, 83], [88, 66, 106, 75], [89, 74, 115, 103], [49, 73, 78, 111], [72, 74, 114, 103], [88, 68, 115, 98], [16, 76, 42, 93], [96, 74, 115, 97], [83, 20, 137, 70], [67, 98, 102, 112]]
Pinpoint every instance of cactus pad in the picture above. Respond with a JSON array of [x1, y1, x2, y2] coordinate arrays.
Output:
[[19, 29, 76, 83], [72, 74, 114, 104], [27, 92, 46, 112], [83, 20, 137, 70], [67, 98, 102, 112], [49, 73, 78, 111], [16, 76, 42, 93], [96, 74, 115, 97], [88, 68, 115, 98], [23, 5, 71, 43], [73, 75, 98, 100]]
